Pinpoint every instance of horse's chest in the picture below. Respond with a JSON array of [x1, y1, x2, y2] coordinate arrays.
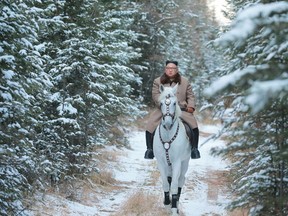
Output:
[[155, 137, 189, 159]]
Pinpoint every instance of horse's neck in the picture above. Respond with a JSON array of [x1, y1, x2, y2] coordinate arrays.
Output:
[[160, 118, 180, 140]]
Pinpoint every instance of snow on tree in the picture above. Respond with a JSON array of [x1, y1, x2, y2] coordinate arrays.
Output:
[[138, 0, 221, 108], [40, 0, 144, 181], [206, 1, 288, 215], [0, 1, 52, 215], [1, 0, 145, 214]]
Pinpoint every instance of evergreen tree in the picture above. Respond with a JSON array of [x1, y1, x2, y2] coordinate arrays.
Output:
[[206, 1, 288, 214], [0, 1, 51, 214], [1, 0, 145, 214], [138, 0, 221, 108], [35, 0, 145, 184]]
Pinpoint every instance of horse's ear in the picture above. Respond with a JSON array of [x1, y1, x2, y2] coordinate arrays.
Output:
[[172, 83, 178, 94], [160, 84, 165, 93]]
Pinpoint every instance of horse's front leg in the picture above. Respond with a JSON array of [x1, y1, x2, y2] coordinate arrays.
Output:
[[157, 164, 171, 206], [164, 191, 170, 205], [177, 159, 190, 201]]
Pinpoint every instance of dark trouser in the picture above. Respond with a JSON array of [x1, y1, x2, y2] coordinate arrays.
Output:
[[191, 127, 200, 159], [192, 128, 199, 149], [182, 121, 200, 159]]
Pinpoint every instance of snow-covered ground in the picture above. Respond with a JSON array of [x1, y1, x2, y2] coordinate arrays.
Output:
[[31, 123, 231, 216]]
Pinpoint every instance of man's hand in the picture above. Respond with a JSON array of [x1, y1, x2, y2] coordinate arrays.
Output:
[[186, 107, 195, 113]]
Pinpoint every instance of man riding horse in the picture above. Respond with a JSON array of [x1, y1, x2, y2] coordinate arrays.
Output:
[[144, 60, 200, 160]]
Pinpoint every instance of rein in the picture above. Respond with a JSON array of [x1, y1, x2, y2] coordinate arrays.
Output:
[[159, 122, 180, 166]]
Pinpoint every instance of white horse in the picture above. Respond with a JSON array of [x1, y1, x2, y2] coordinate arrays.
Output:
[[153, 84, 191, 215]]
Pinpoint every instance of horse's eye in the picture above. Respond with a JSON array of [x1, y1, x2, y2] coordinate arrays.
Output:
[[174, 102, 176, 105]]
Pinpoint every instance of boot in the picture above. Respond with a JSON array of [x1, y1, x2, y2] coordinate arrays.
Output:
[[144, 131, 154, 159], [191, 128, 200, 159]]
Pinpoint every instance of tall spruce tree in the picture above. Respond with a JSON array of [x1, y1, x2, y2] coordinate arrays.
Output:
[[206, 1, 288, 215], [138, 0, 221, 108], [0, 1, 52, 215], [35, 0, 145, 184], [1, 0, 146, 214]]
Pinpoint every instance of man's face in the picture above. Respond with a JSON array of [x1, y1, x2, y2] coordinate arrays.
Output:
[[165, 63, 178, 78]]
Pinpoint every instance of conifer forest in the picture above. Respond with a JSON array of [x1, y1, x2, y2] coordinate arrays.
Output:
[[0, 0, 287, 215]]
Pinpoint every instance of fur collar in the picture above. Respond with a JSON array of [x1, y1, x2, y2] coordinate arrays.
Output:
[[160, 73, 181, 85]]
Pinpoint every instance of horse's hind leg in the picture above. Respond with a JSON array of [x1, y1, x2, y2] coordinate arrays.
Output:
[[177, 187, 182, 201], [177, 159, 189, 200], [171, 188, 181, 215], [179, 160, 189, 184], [171, 194, 179, 215]]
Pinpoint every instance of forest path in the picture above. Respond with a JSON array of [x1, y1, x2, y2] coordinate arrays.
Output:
[[95, 123, 234, 216], [31, 123, 245, 216]]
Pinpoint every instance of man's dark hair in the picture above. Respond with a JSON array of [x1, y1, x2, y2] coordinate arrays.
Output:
[[165, 60, 178, 66]]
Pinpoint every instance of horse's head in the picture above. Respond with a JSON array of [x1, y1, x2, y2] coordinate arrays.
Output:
[[158, 84, 181, 130]]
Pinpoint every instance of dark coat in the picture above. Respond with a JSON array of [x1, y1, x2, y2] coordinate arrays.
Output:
[[146, 74, 198, 133]]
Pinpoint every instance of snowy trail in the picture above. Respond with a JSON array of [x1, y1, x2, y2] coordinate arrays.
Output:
[[107, 124, 230, 215], [31, 124, 231, 216], [179, 124, 230, 215]]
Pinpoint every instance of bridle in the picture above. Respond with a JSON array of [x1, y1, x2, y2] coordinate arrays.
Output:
[[161, 94, 176, 128], [159, 93, 179, 166]]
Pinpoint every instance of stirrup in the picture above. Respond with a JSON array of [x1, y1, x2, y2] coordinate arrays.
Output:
[[191, 148, 200, 159], [144, 149, 154, 159]]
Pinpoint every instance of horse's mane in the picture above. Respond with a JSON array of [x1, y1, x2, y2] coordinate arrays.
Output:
[[158, 87, 182, 118]]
